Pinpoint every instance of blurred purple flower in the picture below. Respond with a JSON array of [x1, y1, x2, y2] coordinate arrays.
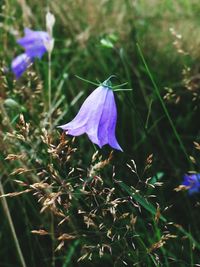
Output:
[[17, 28, 51, 59], [182, 173, 200, 195], [11, 53, 32, 79], [58, 80, 123, 151], [11, 28, 51, 78]]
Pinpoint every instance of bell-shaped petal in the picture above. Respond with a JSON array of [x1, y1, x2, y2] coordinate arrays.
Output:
[[97, 89, 122, 150], [11, 53, 33, 79], [182, 173, 200, 195], [58, 84, 122, 151], [17, 28, 51, 59]]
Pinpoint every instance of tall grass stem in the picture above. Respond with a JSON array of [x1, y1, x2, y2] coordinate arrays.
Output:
[[0, 182, 27, 267], [48, 51, 52, 127], [137, 43, 190, 163]]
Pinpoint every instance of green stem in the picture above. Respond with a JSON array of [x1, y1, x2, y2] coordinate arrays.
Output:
[[0, 181, 27, 267], [48, 51, 52, 127], [137, 43, 189, 162]]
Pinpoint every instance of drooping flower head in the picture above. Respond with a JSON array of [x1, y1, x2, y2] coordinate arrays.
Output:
[[11, 27, 53, 78], [182, 173, 200, 195], [58, 78, 123, 151], [17, 28, 51, 59], [11, 53, 33, 79]]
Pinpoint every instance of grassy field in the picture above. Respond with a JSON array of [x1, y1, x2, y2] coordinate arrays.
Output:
[[1, 0, 200, 266]]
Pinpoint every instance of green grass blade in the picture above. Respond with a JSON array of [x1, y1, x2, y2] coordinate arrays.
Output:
[[136, 43, 190, 163]]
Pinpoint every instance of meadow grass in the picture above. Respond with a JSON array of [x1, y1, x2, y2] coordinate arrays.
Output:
[[0, 0, 200, 266]]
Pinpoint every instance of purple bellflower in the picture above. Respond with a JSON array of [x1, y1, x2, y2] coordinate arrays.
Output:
[[11, 28, 51, 78], [58, 79, 123, 151], [11, 53, 33, 79], [17, 28, 51, 59], [182, 173, 200, 195]]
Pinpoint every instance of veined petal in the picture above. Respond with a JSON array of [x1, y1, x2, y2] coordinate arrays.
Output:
[[11, 53, 32, 78], [97, 88, 113, 147], [58, 86, 107, 142], [106, 90, 123, 151], [85, 86, 108, 146]]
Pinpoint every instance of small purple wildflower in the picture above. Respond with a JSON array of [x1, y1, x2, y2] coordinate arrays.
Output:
[[17, 28, 51, 59], [182, 173, 200, 195], [11, 28, 51, 78], [11, 53, 32, 79], [58, 79, 123, 151]]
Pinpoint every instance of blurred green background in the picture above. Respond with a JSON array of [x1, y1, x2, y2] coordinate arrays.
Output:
[[0, 0, 200, 266]]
